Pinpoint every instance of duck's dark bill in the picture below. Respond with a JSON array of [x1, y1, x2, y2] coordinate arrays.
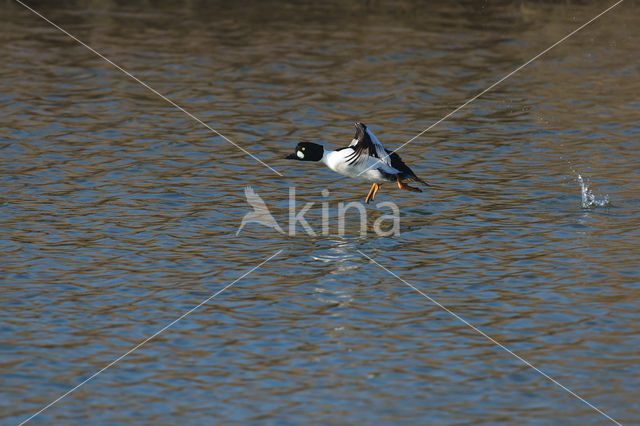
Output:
[[284, 152, 298, 160]]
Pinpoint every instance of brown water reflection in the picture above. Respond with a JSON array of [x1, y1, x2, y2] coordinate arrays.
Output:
[[1, 0, 639, 424]]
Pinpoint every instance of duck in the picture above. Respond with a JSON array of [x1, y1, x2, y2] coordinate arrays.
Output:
[[285, 122, 429, 204]]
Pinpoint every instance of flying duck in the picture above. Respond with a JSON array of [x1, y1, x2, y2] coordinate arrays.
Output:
[[285, 122, 428, 204]]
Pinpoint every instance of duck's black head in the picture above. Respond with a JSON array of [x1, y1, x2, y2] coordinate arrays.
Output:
[[284, 142, 324, 162]]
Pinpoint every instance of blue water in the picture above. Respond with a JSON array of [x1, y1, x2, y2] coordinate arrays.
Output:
[[1, 1, 639, 424]]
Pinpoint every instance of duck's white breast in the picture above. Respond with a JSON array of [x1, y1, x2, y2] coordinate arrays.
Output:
[[323, 149, 397, 183]]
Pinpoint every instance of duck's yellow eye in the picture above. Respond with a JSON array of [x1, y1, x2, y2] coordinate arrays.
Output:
[[301, 147, 306, 151]]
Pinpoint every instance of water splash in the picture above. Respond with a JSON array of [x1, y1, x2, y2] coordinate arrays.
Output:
[[577, 174, 610, 208]]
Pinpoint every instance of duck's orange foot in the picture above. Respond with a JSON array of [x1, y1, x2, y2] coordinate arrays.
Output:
[[365, 183, 381, 204], [396, 176, 422, 193]]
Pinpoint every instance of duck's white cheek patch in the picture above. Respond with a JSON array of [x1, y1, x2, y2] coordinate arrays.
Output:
[[296, 151, 305, 159]]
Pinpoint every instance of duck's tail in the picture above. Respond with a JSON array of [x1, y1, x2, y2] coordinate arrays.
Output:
[[410, 174, 430, 187]]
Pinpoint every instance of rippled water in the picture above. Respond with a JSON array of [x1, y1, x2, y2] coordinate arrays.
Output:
[[2, 1, 639, 424]]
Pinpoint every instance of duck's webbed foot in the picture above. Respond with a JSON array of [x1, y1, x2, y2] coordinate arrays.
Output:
[[396, 175, 422, 193], [365, 183, 381, 204]]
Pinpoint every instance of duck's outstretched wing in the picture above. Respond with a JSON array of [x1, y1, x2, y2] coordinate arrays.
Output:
[[345, 122, 392, 168]]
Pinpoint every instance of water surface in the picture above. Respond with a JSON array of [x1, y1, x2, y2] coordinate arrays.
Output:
[[1, 1, 639, 424]]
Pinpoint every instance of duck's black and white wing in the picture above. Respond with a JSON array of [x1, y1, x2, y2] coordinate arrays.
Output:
[[345, 122, 392, 168]]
